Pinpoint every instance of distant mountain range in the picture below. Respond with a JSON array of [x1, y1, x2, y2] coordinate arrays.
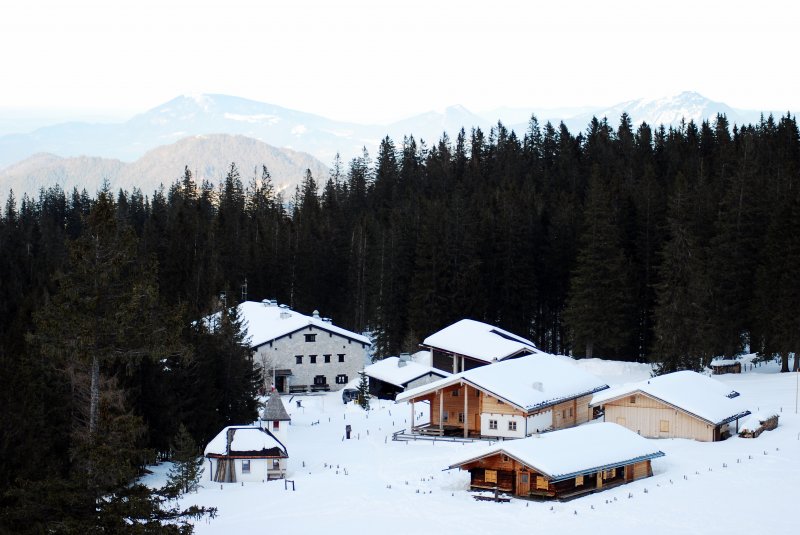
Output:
[[0, 134, 330, 201], [0, 91, 790, 200]]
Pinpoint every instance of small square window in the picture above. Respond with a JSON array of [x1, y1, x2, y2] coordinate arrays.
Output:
[[242, 460, 251, 473], [324, 354, 331, 363], [295, 355, 303, 364], [452, 389, 459, 397], [508, 421, 517, 431], [660, 419, 670, 433], [336, 374, 348, 384], [272, 459, 280, 469], [338, 354, 345, 363], [309, 355, 317, 364], [629, 395, 636, 404], [305, 334, 316, 342], [502, 454, 510, 462], [489, 419, 497, 430]]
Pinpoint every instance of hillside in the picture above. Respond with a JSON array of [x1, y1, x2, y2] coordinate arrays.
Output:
[[0, 134, 330, 198]]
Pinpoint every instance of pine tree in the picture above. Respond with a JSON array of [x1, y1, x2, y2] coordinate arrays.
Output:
[[356, 371, 370, 410], [166, 424, 203, 495]]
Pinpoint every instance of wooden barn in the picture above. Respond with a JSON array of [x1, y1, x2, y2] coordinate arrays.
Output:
[[449, 423, 665, 500], [422, 319, 543, 373], [204, 426, 288, 483], [395, 354, 608, 439], [590, 371, 750, 442], [364, 355, 450, 400]]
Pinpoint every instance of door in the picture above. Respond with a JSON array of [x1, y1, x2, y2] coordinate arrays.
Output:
[[516, 471, 530, 496]]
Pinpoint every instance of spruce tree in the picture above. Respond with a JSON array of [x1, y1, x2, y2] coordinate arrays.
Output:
[[166, 424, 203, 495]]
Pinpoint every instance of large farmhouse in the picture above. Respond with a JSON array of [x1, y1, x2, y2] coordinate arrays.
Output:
[[422, 319, 543, 373], [590, 370, 750, 442], [204, 426, 288, 483], [234, 300, 371, 393], [364, 354, 450, 400], [395, 354, 608, 438], [448, 423, 665, 500]]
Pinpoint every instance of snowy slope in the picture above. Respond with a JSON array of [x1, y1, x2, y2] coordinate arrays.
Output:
[[140, 356, 798, 535]]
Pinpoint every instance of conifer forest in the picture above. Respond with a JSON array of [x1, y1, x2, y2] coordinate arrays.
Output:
[[1, 113, 799, 532]]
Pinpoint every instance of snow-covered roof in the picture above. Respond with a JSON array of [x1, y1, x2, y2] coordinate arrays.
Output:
[[261, 393, 291, 421], [210, 300, 370, 348], [396, 354, 609, 412], [364, 357, 450, 388], [449, 422, 665, 482], [204, 426, 287, 457], [710, 359, 740, 367], [590, 370, 750, 425], [422, 319, 542, 363]]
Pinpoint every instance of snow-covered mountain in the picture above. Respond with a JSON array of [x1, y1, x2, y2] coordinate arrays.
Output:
[[0, 92, 788, 200], [0, 134, 330, 199]]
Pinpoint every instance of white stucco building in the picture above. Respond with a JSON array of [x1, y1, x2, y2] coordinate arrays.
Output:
[[237, 300, 371, 393]]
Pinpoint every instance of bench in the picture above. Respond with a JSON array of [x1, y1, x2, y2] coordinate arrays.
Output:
[[289, 385, 308, 393], [310, 384, 330, 392]]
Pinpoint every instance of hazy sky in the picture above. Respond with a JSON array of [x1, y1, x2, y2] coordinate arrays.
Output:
[[1, 0, 797, 124]]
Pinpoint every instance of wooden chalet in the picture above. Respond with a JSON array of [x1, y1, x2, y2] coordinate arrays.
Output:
[[590, 370, 750, 442], [422, 319, 542, 373], [449, 423, 664, 500], [204, 426, 288, 483], [364, 355, 450, 400], [395, 354, 609, 439]]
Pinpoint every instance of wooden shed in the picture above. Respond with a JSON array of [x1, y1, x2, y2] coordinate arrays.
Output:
[[449, 423, 664, 500], [204, 426, 288, 483], [590, 371, 750, 442], [710, 359, 742, 375], [395, 354, 608, 439]]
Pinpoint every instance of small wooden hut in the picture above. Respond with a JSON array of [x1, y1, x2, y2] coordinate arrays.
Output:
[[448, 423, 664, 500], [204, 426, 288, 483], [710, 359, 742, 375]]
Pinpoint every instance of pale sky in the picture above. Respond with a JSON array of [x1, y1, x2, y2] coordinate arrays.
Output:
[[1, 0, 798, 124]]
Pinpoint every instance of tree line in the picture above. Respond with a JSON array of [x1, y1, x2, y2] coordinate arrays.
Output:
[[1, 111, 799, 530]]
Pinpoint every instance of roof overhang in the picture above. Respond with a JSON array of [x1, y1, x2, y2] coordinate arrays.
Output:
[[591, 390, 750, 426]]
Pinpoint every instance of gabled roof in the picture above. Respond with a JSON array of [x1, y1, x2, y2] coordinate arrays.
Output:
[[590, 370, 750, 426], [449, 423, 665, 482], [364, 357, 450, 388], [261, 393, 291, 421], [422, 319, 542, 363], [204, 426, 287, 458], [210, 300, 371, 348], [395, 354, 608, 412]]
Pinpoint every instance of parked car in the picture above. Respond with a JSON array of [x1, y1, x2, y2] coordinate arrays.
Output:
[[342, 388, 359, 404]]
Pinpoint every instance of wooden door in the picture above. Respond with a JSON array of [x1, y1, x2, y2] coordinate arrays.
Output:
[[516, 471, 530, 496]]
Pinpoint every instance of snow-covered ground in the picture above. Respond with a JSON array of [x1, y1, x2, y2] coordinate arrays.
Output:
[[142, 357, 799, 534]]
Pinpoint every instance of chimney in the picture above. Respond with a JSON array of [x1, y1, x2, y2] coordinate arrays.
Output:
[[322, 317, 332, 324], [279, 311, 291, 319], [312, 310, 320, 319]]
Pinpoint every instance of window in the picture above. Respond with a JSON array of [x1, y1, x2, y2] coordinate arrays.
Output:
[[324, 354, 331, 363], [489, 419, 498, 430], [562, 410, 566, 419], [295, 355, 303, 364], [458, 413, 464, 423], [242, 460, 251, 473], [309, 355, 317, 364], [568, 407, 573, 417], [335, 374, 348, 384], [305, 334, 316, 342], [660, 419, 670, 433], [508, 421, 517, 431], [502, 454, 510, 463], [442, 412, 449, 423], [452, 389, 459, 397], [314, 375, 326, 386], [272, 459, 280, 469], [272, 420, 279, 431], [338, 354, 345, 363], [485, 469, 497, 483], [629, 395, 636, 404], [521, 473, 529, 484]]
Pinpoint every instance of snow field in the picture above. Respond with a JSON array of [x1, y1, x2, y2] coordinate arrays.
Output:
[[144, 358, 799, 535]]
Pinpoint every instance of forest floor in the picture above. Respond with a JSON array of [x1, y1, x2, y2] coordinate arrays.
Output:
[[142, 355, 799, 535]]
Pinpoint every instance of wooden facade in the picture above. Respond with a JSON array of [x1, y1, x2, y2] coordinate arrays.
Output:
[[410, 386, 594, 438], [457, 452, 654, 500], [711, 362, 742, 375], [601, 392, 728, 442]]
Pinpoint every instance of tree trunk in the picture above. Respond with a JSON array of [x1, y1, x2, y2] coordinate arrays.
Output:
[[585, 341, 593, 359], [89, 354, 100, 435], [780, 351, 790, 373], [793, 352, 799, 372]]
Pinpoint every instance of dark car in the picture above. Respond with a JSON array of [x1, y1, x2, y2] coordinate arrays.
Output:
[[342, 388, 359, 404]]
